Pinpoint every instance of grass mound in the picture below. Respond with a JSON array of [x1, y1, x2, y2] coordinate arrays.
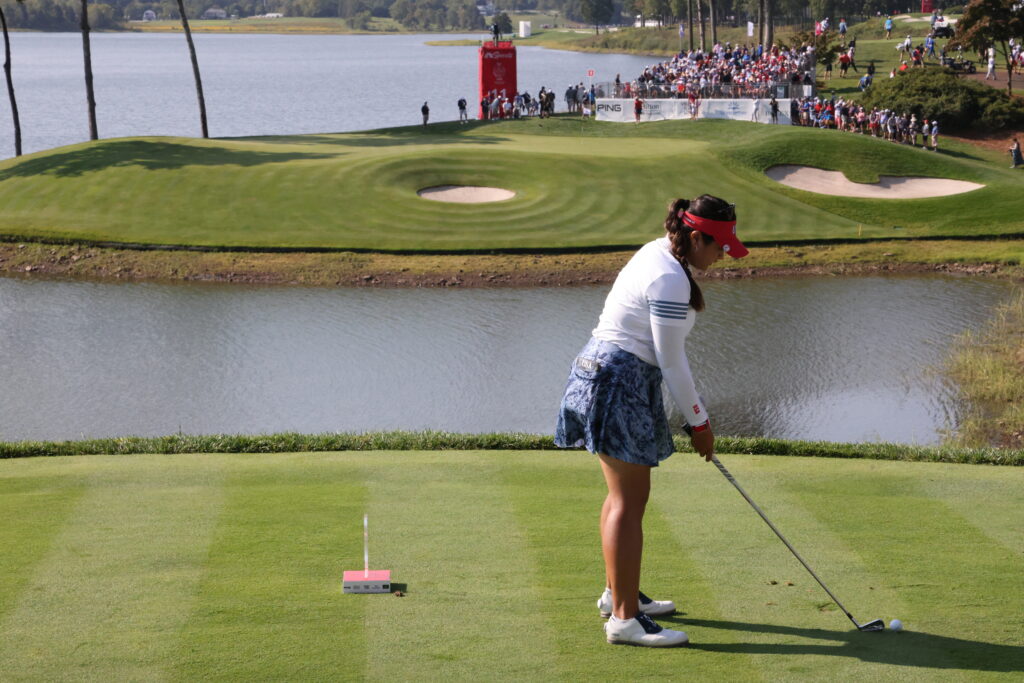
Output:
[[0, 118, 1019, 251], [1, 451, 1021, 679]]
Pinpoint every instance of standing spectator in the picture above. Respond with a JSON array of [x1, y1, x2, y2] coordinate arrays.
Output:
[[770, 96, 779, 124], [838, 51, 851, 77], [634, 95, 644, 123], [838, 18, 847, 38], [457, 97, 468, 124], [789, 98, 799, 125], [565, 85, 576, 113], [1010, 138, 1023, 168], [884, 16, 893, 39], [924, 34, 936, 61], [930, 119, 939, 151], [987, 53, 997, 80], [421, 101, 429, 126]]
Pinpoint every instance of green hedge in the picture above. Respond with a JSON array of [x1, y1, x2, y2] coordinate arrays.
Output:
[[859, 67, 1024, 131], [0, 431, 1020, 465]]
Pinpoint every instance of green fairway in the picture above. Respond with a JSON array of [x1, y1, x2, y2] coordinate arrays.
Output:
[[0, 118, 1019, 252], [1, 451, 1021, 680]]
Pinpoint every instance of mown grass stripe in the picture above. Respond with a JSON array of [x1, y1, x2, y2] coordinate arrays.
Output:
[[496, 451, 763, 679], [361, 451, 560, 680], [656, 455, 926, 678], [914, 465, 1024, 560], [785, 465, 1024, 670], [0, 455, 226, 681], [171, 454, 369, 681], [0, 468, 87, 623]]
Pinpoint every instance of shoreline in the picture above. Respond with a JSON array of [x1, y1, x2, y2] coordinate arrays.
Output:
[[1, 239, 1021, 287]]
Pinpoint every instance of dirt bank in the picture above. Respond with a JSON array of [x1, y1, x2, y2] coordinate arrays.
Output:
[[1, 240, 1021, 287]]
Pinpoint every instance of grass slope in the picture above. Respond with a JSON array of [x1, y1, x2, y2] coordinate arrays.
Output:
[[0, 451, 1021, 680], [0, 118, 1019, 252]]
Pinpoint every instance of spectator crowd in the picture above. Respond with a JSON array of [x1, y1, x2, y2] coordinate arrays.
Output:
[[610, 42, 818, 100], [788, 94, 941, 151], [476, 82, 599, 120]]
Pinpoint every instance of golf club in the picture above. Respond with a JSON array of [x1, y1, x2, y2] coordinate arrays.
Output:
[[685, 426, 884, 631], [710, 455, 883, 631]]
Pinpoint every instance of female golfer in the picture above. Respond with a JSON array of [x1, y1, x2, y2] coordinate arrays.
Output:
[[555, 195, 748, 647]]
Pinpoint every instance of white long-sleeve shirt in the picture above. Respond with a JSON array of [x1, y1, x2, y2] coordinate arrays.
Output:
[[592, 237, 708, 427]]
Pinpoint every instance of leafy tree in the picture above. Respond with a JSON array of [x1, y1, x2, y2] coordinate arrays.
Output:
[[956, 0, 1024, 95], [859, 66, 1024, 131], [788, 26, 840, 74], [1, 0, 22, 156], [644, 0, 668, 25], [580, 0, 613, 32], [493, 9, 512, 34]]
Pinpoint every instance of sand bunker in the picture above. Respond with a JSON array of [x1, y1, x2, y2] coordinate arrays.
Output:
[[417, 185, 516, 203], [766, 165, 984, 199]]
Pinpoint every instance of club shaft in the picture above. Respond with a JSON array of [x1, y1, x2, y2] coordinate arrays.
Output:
[[711, 456, 859, 627]]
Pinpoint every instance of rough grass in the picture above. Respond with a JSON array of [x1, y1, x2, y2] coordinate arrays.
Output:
[[0, 118, 1019, 252], [0, 451, 1022, 680], [1, 430, 1021, 464], [947, 291, 1024, 448]]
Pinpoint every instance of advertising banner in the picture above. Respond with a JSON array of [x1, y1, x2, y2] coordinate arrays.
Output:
[[478, 42, 517, 118], [595, 99, 792, 125]]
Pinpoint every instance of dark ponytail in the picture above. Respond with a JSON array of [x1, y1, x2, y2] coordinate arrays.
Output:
[[664, 194, 736, 312]]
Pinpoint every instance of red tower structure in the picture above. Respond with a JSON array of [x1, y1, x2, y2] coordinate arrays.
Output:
[[478, 41, 517, 119]]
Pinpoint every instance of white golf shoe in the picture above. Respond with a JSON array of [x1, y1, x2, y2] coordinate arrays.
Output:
[[597, 587, 676, 619], [604, 613, 688, 647]]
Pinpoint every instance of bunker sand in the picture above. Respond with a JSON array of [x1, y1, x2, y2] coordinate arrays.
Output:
[[767, 165, 984, 199], [417, 185, 516, 203]]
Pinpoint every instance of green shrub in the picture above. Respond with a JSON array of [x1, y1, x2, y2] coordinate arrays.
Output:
[[859, 67, 1024, 131]]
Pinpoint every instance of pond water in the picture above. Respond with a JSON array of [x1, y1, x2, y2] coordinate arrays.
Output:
[[0, 32, 655, 158], [0, 274, 1013, 444]]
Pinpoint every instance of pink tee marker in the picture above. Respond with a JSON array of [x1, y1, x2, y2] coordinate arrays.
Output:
[[343, 514, 392, 594]]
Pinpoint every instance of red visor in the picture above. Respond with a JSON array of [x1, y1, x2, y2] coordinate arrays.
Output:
[[680, 211, 748, 258]]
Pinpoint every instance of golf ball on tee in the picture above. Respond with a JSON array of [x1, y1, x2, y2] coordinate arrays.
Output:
[[889, 619, 903, 632]]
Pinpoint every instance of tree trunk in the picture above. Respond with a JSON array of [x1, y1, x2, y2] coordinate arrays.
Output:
[[757, 0, 764, 47], [1, 7, 20, 157], [696, 0, 704, 51], [80, 0, 97, 140], [1002, 41, 1013, 96], [708, 0, 716, 46], [764, 0, 773, 48], [687, 0, 693, 51], [177, 0, 209, 138]]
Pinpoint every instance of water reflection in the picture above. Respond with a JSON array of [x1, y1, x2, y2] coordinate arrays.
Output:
[[0, 275, 1013, 444]]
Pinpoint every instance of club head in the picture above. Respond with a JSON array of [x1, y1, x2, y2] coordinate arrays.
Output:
[[857, 619, 885, 632]]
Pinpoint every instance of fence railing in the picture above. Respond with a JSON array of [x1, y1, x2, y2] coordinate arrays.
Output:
[[592, 80, 811, 100]]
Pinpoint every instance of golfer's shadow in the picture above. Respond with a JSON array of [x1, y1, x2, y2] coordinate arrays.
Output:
[[658, 617, 1024, 672]]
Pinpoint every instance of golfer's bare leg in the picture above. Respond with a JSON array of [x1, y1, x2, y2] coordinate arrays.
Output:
[[598, 452, 651, 620]]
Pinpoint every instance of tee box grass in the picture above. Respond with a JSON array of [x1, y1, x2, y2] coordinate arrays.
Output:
[[1, 451, 1022, 680]]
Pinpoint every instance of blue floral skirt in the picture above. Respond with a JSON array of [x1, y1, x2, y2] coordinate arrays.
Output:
[[554, 337, 675, 467]]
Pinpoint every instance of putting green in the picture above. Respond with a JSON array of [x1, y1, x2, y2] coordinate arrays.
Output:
[[0, 118, 1018, 251], [1, 451, 1021, 680]]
